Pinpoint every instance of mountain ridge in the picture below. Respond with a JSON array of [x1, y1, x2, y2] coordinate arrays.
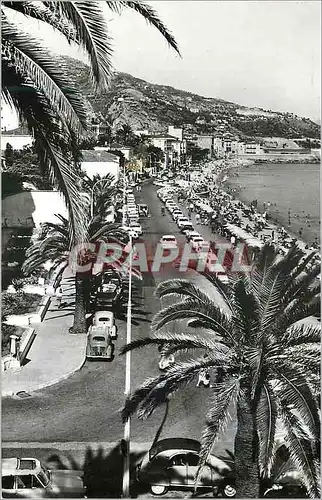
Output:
[[66, 58, 320, 140]]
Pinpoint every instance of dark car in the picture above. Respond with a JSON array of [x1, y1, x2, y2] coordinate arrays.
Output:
[[98, 271, 123, 307], [137, 438, 235, 497]]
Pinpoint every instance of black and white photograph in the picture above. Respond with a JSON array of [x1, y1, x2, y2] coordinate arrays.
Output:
[[1, 1, 321, 498]]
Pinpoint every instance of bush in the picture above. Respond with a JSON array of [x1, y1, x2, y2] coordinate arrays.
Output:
[[1, 292, 42, 355], [2, 292, 42, 320], [2, 324, 26, 356]]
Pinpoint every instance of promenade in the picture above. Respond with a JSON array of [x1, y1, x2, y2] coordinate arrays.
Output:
[[2, 268, 86, 397]]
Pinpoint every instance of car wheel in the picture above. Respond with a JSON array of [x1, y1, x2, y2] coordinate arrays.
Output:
[[222, 484, 237, 498], [150, 484, 168, 496]]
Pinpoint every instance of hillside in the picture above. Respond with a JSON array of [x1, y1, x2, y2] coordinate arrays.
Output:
[[67, 58, 320, 140]]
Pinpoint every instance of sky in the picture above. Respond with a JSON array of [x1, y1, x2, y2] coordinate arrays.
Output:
[[3, 1, 321, 123]]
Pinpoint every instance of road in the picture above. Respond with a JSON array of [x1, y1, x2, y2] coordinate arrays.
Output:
[[2, 182, 236, 492]]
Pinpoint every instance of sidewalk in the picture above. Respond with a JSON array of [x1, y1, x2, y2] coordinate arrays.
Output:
[[2, 267, 87, 397]]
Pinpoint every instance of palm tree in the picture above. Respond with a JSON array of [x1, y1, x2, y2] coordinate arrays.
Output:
[[82, 173, 119, 221], [22, 214, 129, 334], [2, 1, 180, 240], [121, 244, 320, 498]]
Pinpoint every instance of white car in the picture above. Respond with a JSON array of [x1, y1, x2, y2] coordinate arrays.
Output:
[[190, 236, 205, 250], [173, 211, 184, 221], [177, 217, 190, 228], [2, 457, 85, 498], [160, 235, 178, 248], [165, 200, 176, 210], [129, 222, 142, 235], [168, 205, 179, 214], [186, 230, 201, 242]]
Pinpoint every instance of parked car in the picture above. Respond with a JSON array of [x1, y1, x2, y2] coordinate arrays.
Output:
[[86, 311, 117, 361], [177, 217, 190, 229], [137, 438, 235, 497], [180, 223, 194, 234], [186, 230, 202, 242], [190, 236, 205, 251], [165, 201, 176, 210], [99, 272, 123, 306], [160, 235, 178, 248], [138, 439, 305, 498], [173, 211, 184, 221], [128, 222, 143, 236], [2, 457, 85, 498], [138, 204, 149, 217]]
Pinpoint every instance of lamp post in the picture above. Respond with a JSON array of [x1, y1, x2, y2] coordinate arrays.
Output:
[[122, 233, 133, 498], [90, 178, 107, 218]]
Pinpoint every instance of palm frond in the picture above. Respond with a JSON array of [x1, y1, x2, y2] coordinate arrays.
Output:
[[151, 299, 236, 346], [273, 367, 320, 441], [122, 357, 214, 422], [2, 15, 87, 130], [196, 378, 239, 485], [256, 383, 278, 477], [3, 1, 78, 41], [3, 63, 87, 243], [52, 0, 113, 88], [279, 408, 320, 498], [282, 323, 321, 347], [119, 0, 180, 56], [232, 280, 260, 342]]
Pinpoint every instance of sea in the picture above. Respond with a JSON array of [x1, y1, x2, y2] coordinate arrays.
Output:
[[226, 162, 320, 244]]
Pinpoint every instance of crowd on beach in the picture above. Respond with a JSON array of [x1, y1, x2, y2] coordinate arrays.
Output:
[[175, 158, 321, 261]]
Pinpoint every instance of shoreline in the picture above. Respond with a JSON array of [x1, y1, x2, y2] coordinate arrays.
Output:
[[220, 160, 319, 245], [204, 159, 320, 255]]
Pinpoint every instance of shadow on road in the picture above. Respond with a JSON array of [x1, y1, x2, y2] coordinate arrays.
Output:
[[46, 442, 147, 498]]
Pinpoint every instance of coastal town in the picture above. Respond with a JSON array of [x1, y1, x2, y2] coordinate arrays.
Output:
[[1, 1, 320, 500]]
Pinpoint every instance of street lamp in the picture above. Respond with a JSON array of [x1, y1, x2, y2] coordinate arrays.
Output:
[[122, 233, 133, 498], [90, 178, 107, 218]]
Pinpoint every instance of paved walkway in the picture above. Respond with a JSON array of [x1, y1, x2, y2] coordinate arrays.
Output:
[[2, 267, 87, 397]]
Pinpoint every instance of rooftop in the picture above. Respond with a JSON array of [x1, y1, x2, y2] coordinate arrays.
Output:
[[81, 150, 119, 162], [150, 134, 179, 141]]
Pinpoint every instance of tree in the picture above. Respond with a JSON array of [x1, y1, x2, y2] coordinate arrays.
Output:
[[115, 124, 137, 146], [121, 244, 320, 498], [22, 215, 128, 334], [186, 142, 210, 162], [108, 150, 126, 169], [82, 173, 118, 221], [2, 146, 52, 190], [2, 1, 180, 241]]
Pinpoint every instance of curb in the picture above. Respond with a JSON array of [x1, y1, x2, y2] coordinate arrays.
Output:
[[2, 340, 87, 398]]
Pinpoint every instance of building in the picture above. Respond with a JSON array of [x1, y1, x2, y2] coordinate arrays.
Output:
[[2, 191, 68, 229], [196, 135, 213, 155], [149, 126, 186, 168], [95, 144, 132, 161], [81, 150, 120, 181], [1, 103, 19, 132], [244, 143, 261, 155], [1, 128, 33, 150]]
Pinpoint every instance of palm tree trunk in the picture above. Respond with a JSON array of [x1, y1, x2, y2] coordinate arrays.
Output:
[[151, 399, 169, 449], [71, 273, 87, 334], [234, 394, 260, 498]]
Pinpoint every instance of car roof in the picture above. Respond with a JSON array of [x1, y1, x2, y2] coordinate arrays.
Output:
[[162, 235, 176, 239], [94, 311, 113, 318], [149, 439, 201, 459], [2, 458, 41, 475]]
